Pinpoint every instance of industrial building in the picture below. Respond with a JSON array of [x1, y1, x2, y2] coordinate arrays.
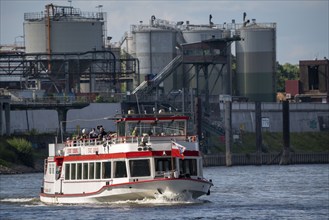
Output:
[[1, 4, 329, 156], [1, 4, 277, 103], [285, 59, 329, 103], [1, 4, 281, 146]]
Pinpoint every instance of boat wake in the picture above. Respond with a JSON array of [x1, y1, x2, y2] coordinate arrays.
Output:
[[110, 192, 207, 206], [0, 197, 44, 206], [1, 195, 209, 208]]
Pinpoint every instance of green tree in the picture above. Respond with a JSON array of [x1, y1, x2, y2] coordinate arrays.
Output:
[[276, 62, 300, 92]]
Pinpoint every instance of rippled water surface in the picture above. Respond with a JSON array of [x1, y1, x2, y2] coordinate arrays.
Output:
[[0, 164, 328, 219]]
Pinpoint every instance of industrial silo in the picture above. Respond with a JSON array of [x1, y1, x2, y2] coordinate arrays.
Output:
[[236, 21, 276, 102], [130, 18, 178, 93], [134, 28, 177, 76], [23, 4, 106, 93], [24, 4, 104, 54]]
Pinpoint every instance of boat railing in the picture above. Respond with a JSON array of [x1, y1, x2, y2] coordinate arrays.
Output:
[[63, 134, 197, 148], [116, 135, 192, 144], [65, 138, 106, 147]]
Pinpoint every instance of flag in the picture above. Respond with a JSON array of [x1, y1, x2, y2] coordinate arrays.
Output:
[[171, 141, 186, 159]]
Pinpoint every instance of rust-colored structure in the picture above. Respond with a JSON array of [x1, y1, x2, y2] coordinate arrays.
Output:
[[298, 59, 329, 102]]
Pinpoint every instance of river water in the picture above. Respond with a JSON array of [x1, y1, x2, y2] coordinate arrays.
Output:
[[0, 164, 328, 220]]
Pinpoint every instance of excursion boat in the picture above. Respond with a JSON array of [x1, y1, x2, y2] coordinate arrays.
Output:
[[40, 112, 213, 204]]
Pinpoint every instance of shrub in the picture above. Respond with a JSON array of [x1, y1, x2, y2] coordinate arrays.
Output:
[[0, 145, 18, 163], [6, 138, 34, 167], [0, 159, 9, 167], [95, 95, 104, 103]]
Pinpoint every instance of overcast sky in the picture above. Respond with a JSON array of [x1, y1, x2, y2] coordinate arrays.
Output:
[[1, 0, 328, 64]]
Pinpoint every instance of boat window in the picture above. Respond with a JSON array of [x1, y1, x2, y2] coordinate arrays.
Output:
[[77, 163, 82, 180], [155, 158, 175, 173], [83, 163, 88, 179], [65, 164, 70, 180], [114, 161, 127, 178], [129, 159, 150, 177], [89, 162, 95, 179], [179, 159, 198, 176], [127, 122, 140, 137], [154, 121, 185, 136], [71, 163, 76, 180], [117, 122, 125, 137], [102, 161, 111, 179], [48, 163, 55, 175], [95, 162, 101, 179]]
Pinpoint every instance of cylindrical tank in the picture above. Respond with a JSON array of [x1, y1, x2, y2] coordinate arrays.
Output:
[[23, 5, 106, 93], [236, 22, 276, 102], [125, 32, 135, 55], [134, 29, 177, 76], [24, 19, 104, 53]]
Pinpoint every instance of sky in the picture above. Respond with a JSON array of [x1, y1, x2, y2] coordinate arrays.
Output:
[[0, 0, 328, 65]]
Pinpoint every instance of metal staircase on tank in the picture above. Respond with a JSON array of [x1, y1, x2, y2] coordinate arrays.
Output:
[[132, 55, 183, 95]]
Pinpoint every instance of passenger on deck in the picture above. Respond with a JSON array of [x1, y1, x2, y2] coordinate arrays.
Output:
[[98, 126, 107, 140], [81, 129, 88, 139], [89, 128, 98, 139], [132, 127, 138, 137]]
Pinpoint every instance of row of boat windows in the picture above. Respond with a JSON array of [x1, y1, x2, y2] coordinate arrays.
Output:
[[117, 121, 186, 137], [60, 158, 198, 180]]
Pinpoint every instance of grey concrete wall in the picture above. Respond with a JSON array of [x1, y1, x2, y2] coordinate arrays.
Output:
[[5, 102, 329, 134], [222, 103, 329, 132], [66, 103, 121, 133], [6, 103, 121, 134]]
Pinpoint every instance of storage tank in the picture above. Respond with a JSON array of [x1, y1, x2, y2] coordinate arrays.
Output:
[[24, 4, 104, 54], [23, 4, 106, 93], [236, 21, 276, 102], [129, 18, 178, 93], [133, 28, 177, 76]]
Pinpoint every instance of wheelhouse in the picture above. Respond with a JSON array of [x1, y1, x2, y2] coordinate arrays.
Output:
[[116, 115, 189, 138]]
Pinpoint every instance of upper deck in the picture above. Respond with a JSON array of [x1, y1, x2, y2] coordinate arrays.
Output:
[[116, 114, 189, 138], [50, 114, 198, 158]]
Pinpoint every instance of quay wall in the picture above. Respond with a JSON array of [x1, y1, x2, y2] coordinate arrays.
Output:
[[2, 102, 329, 134], [224, 103, 329, 132], [5, 103, 121, 134], [203, 153, 329, 166]]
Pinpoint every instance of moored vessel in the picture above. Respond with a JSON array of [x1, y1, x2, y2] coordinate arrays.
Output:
[[40, 112, 213, 204]]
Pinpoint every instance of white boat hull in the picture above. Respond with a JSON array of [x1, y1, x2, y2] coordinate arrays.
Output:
[[40, 178, 212, 204]]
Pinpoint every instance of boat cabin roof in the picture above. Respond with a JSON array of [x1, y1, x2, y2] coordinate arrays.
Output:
[[114, 114, 189, 137], [116, 114, 189, 123]]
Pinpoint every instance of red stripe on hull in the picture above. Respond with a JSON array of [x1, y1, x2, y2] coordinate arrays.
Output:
[[40, 177, 211, 198]]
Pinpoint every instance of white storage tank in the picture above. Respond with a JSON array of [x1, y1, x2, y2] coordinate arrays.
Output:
[[134, 29, 177, 76], [24, 4, 105, 54], [236, 21, 276, 102], [128, 18, 178, 94]]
